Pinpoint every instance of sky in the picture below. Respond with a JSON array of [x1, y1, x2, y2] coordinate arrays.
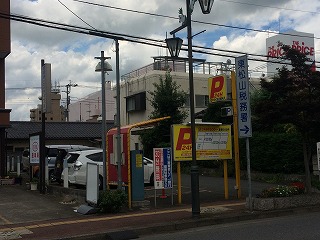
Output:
[[4, 0, 320, 121]]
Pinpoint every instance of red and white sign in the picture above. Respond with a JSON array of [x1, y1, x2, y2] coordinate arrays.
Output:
[[153, 148, 163, 189], [29, 135, 40, 164], [266, 30, 315, 75]]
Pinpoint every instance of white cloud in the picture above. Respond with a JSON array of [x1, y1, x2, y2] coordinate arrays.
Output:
[[3, 0, 319, 120]]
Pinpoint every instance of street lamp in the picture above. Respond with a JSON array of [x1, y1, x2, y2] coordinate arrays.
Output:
[[166, 0, 214, 217], [95, 51, 112, 191]]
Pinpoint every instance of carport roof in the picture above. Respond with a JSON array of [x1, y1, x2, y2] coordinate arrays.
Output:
[[6, 121, 114, 140]]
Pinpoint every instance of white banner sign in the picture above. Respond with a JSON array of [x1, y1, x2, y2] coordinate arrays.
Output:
[[29, 135, 40, 165], [235, 55, 252, 138]]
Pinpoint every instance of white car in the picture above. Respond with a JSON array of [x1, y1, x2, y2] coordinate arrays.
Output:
[[62, 149, 104, 188], [143, 157, 154, 185], [63, 149, 154, 188]]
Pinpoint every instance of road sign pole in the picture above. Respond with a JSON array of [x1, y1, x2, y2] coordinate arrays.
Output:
[[246, 137, 252, 211], [231, 71, 241, 198]]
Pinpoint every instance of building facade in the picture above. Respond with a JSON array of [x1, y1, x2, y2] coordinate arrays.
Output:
[[68, 81, 115, 122], [67, 57, 262, 127], [119, 56, 226, 126], [30, 91, 66, 122]]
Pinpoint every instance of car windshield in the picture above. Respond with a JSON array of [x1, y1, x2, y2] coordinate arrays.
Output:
[[67, 153, 80, 164], [86, 152, 103, 162]]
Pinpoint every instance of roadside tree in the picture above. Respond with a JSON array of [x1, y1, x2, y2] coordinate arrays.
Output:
[[252, 44, 320, 192], [140, 70, 187, 157]]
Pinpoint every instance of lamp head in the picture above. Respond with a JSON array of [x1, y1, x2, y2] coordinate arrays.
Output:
[[165, 37, 183, 58], [95, 61, 113, 72], [198, 0, 214, 14]]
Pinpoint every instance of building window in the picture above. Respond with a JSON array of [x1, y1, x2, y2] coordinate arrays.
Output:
[[195, 95, 209, 108], [126, 92, 146, 112]]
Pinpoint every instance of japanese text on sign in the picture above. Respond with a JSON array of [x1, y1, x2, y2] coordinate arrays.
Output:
[[153, 148, 172, 190], [235, 55, 252, 138]]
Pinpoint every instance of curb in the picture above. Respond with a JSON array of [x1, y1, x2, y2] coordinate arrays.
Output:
[[57, 205, 320, 240]]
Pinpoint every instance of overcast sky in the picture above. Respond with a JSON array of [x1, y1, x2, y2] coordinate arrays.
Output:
[[4, 0, 320, 121]]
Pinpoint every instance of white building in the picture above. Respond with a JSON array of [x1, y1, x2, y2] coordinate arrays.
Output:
[[68, 81, 115, 122], [68, 57, 261, 125], [119, 57, 230, 126]]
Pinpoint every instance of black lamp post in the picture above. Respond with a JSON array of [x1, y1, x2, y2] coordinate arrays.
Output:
[[166, 0, 214, 218], [95, 52, 112, 191]]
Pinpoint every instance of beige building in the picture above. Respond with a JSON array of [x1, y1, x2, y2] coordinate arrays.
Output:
[[120, 57, 233, 126], [30, 90, 66, 122], [67, 57, 262, 126], [68, 81, 115, 122]]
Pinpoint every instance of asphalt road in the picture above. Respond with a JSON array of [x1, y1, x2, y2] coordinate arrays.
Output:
[[139, 211, 320, 240], [0, 172, 275, 226], [144, 173, 275, 203]]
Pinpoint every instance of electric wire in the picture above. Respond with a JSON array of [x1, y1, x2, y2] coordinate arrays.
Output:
[[2, 12, 318, 69], [71, 0, 319, 40], [57, 0, 97, 30], [219, 0, 319, 14]]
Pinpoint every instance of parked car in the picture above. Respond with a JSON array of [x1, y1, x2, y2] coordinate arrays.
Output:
[[53, 145, 98, 183], [62, 150, 154, 189], [62, 149, 104, 189], [143, 157, 154, 185], [32, 145, 96, 181]]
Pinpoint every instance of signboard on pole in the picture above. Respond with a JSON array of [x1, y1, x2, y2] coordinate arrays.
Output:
[[208, 74, 227, 103], [153, 148, 172, 190], [172, 124, 232, 161], [41, 62, 52, 113], [235, 55, 252, 138], [29, 134, 40, 165]]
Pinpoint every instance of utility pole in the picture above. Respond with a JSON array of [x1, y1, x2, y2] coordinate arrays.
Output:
[[64, 81, 77, 122]]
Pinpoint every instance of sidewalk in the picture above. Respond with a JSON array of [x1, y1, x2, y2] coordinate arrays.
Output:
[[1, 177, 320, 240]]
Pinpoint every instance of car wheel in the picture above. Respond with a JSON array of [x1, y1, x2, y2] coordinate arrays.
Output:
[[150, 173, 154, 186]]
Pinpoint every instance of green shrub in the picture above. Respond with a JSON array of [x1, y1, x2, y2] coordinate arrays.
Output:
[[98, 190, 127, 213], [257, 185, 303, 198], [240, 132, 304, 174]]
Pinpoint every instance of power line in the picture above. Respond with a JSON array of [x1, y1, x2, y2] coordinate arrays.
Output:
[[71, 0, 320, 40], [5, 87, 41, 90], [219, 0, 319, 15], [0, 12, 319, 69], [57, 0, 97, 30]]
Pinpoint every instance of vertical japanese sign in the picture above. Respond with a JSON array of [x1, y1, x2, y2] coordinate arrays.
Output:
[[153, 148, 172, 190], [235, 55, 252, 138], [208, 74, 227, 103], [29, 134, 40, 165]]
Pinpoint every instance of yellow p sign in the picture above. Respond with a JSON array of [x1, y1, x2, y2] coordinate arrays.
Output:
[[208, 74, 227, 103]]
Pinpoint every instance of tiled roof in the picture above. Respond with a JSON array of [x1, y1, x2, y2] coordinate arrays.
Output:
[[6, 121, 114, 140]]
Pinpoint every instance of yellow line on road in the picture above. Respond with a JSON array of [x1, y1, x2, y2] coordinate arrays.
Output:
[[2, 201, 245, 233]]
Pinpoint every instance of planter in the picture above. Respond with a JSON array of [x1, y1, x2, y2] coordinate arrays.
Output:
[[0, 178, 15, 185], [246, 193, 320, 211], [30, 182, 38, 191]]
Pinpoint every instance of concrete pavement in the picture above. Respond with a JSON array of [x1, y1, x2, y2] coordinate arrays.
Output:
[[0, 174, 319, 240]]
